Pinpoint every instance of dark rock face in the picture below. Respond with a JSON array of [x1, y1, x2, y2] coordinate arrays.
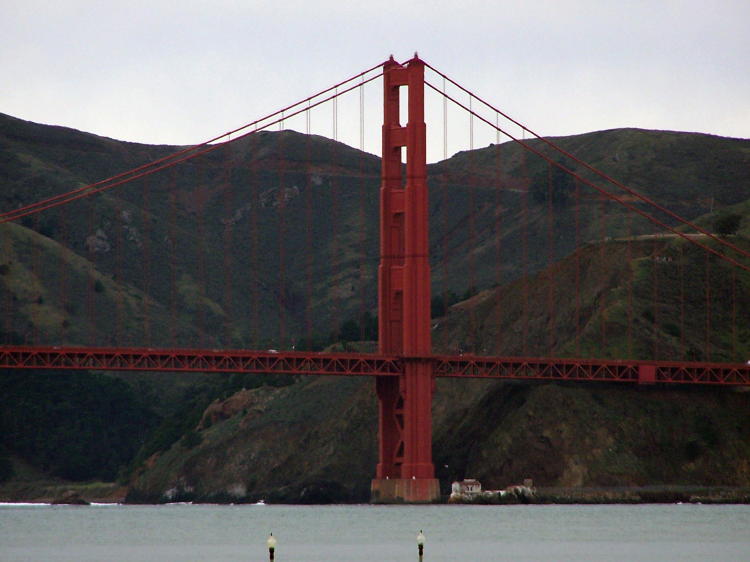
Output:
[[127, 377, 379, 503]]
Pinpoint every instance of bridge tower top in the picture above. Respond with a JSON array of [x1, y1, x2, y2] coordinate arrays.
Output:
[[378, 55, 431, 357]]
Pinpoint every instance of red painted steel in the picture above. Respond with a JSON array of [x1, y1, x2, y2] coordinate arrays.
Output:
[[375, 55, 436, 494], [431, 355, 750, 386], [376, 55, 406, 480], [0, 346, 402, 376], [1, 346, 748, 385]]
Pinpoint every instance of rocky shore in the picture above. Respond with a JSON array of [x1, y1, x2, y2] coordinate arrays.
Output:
[[0, 480, 126, 504], [535, 485, 750, 504], [447, 485, 750, 505]]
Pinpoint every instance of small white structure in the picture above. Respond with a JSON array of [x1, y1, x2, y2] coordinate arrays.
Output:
[[450, 478, 536, 503], [451, 479, 482, 496]]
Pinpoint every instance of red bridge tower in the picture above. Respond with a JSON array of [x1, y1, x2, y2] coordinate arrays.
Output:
[[371, 55, 440, 503]]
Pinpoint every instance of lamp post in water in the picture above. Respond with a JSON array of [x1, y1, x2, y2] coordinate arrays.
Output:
[[267, 533, 277, 560], [417, 530, 425, 560]]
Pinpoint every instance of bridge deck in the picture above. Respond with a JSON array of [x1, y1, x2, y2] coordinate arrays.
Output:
[[1, 346, 748, 386]]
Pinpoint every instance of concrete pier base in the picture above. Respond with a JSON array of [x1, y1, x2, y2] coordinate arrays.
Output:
[[370, 478, 441, 503]]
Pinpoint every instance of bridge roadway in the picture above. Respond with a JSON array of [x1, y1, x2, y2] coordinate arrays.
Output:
[[1, 345, 748, 386]]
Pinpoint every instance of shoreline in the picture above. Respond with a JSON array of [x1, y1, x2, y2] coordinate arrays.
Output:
[[0, 480, 127, 505], [459, 485, 750, 505], [2, 483, 750, 506]]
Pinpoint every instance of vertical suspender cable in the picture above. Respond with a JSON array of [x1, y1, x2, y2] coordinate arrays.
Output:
[[546, 161, 555, 355], [358, 77, 368, 341], [333, 89, 338, 141], [306, 100, 311, 138], [115, 196, 124, 345], [360, 75, 365, 152], [575, 178, 582, 357], [440, 78, 450, 326], [1, 224, 10, 343], [467, 94, 477, 351], [277, 114, 286, 343], [679, 242, 685, 359], [276, 111, 287, 349], [521, 134, 529, 356], [222, 141, 234, 346], [330, 90, 340, 341], [277, 128, 287, 348], [304, 100, 314, 348], [601, 201, 608, 351], [469, 95, 473, 151], [443, 77, 447, 162], [250, 133, 260, 348], [705, 252, 711, 360], [626, 214, 633, 358], [168, 168, 178, 346], [652, 238, 659, 359], [196, 163, 207, 347], [58, 202, 68, 344], [32, 213, 41, 344], [732, 268, 737, 360], [142, 176, 152, 345], [494, 112, 503, 353], [87, 200, 96, 344], [437, 178, 449, 329]]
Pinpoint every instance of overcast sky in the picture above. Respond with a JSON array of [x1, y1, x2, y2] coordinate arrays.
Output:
[[2, 0, 748, 162]]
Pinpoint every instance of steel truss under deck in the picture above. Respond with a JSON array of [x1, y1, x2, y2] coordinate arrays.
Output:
[[1, 346, 748, 386]]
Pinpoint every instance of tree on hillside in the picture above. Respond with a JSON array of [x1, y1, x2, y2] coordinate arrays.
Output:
[[338, 311, 377, 342], [713, 213, 742, 237], [531, 160, 575, 207], [431, 290, 460, 318], [0, 370, 158, 481]]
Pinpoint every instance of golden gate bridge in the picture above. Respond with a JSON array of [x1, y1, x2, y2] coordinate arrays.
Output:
[[1, 55, 749, 502]]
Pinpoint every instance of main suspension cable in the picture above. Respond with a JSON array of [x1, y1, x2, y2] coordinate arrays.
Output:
[[424, 62, 750, 261], [1, 62, 386, 224], [425, 80, 750, 274]]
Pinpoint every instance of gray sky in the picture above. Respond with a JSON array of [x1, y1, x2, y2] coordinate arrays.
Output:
[[2, 0, 748, 162]]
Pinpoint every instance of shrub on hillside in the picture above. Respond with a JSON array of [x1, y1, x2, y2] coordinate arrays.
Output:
[[713, 213, 742, 237]]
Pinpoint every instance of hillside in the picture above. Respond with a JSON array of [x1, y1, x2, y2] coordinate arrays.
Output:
[[127, 218, 750, 502], [1, 113, 749, 501], [434, 230, 750, 362], [3, 113, 749, 350], [0, 112, 383, 349]]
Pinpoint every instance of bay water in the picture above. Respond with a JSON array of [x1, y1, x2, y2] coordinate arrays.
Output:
[[2, 503, 749, 561]]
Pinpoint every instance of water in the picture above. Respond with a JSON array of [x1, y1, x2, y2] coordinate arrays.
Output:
[[1, 503, 749, 561]]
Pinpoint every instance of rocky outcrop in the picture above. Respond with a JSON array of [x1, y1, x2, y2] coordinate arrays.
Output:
[[126, 377, 380, 504], [51, 490, 90, 505], [197, 387, 274, 430], [126, 371, 750, 504], [84, 229, 111, 253]]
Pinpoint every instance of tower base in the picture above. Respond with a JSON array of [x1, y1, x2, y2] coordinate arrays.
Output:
[[370, 478, 441, 503]]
